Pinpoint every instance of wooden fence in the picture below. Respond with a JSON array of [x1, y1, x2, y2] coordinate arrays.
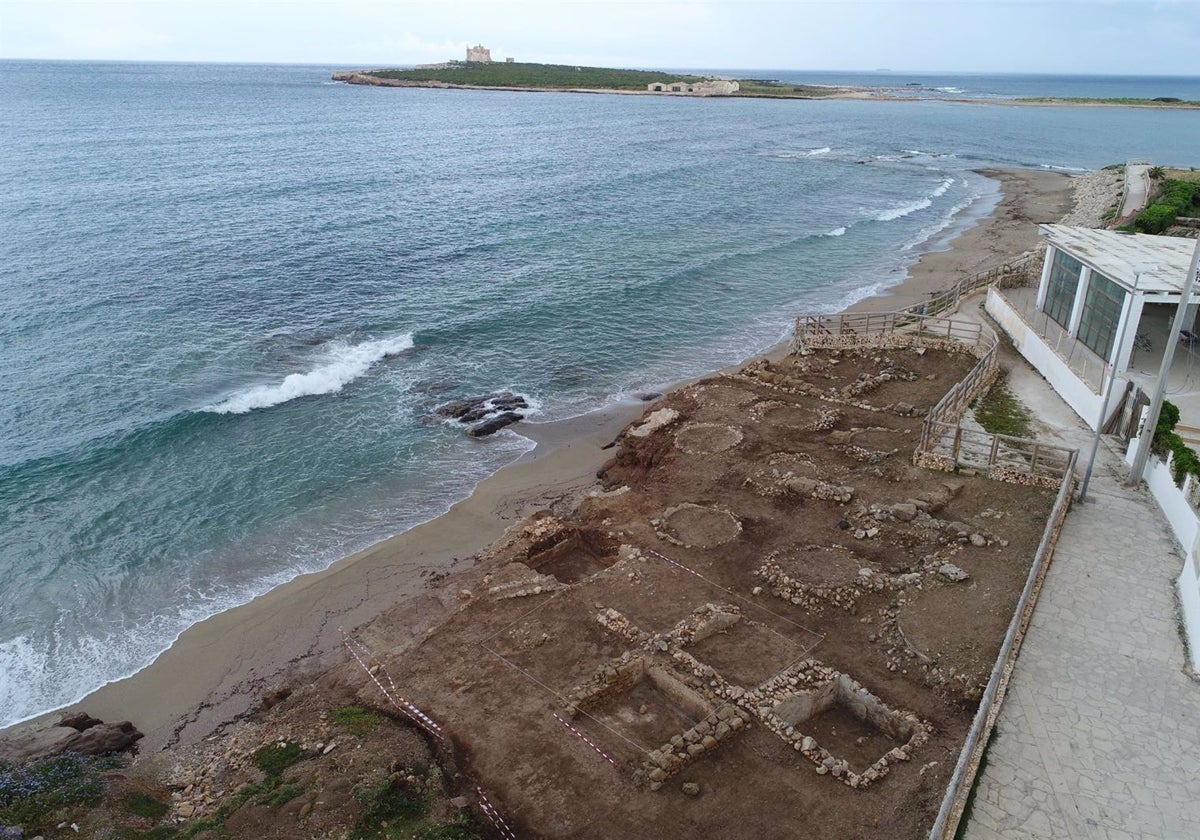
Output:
[[916, 421, 1077, 488]]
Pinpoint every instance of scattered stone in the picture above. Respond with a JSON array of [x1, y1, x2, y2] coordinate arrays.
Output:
[[322, 742, 337, 755], [969, 533, 987, 547], [681, 782, 701, 796], [939, 563, 969, 582]]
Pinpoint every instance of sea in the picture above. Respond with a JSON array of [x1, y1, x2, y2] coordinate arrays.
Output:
[[2, 62, 1199, 729]]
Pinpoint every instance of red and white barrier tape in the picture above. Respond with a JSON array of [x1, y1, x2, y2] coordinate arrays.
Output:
[[340, 629, 445, 743], [476, 787, 518, 840], [552, 712, 620, 768], [647, 547, 705, 580]]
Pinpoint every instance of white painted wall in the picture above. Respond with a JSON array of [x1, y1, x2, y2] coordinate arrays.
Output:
[[986, 288, 1110, 429], [1125, 444, 1200, 671]]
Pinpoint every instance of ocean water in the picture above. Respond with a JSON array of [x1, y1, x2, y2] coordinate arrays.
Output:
[[2, 61, 1199, 728]]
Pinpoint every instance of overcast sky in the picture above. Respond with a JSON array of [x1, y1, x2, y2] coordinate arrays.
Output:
[[2, 0, 1198, 74]]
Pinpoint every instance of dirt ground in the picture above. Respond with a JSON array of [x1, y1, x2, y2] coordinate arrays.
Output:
[[348, 345, 1057, 840]]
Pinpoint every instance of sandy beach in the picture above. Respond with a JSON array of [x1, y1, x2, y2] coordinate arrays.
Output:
[[25, 166, 1079, 755]]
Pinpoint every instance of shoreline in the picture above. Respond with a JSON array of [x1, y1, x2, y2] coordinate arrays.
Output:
[[6, 166, 1077, 751], [333, 72, 1200, 109]]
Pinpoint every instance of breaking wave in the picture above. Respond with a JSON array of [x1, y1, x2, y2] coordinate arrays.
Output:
[[875, 177, 955, 221], [205, 333, 414, 414]]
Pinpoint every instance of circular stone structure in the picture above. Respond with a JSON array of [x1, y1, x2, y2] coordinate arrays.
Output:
[[754, 402, 818, 428], [691, 384, 757, 409], [674, 422, 744, 455], [658, 503, 742, 548], [769, 546, 863, 588]]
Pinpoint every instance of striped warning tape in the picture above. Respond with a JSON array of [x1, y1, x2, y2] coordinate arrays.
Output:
[[646, 547, 706, 580], [552, 711, 620, 768], [339, 629, 445, 743], [476, 787, 517, 840]]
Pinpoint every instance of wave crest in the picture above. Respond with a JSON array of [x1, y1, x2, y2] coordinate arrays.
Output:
[[205, 333, 414, 414], [875, 177, 955, 222]]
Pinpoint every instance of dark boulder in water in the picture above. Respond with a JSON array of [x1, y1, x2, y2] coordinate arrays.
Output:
[[467, 412, 524, 437], [436, 391, 529, 423]]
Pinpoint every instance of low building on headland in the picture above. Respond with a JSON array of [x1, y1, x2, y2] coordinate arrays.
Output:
[[647, 79, 740, 96], [985, 223, 1200, 671], [466, 44, 492, 63]]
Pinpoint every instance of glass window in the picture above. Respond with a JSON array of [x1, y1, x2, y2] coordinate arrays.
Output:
[[1077, 272, 1126, 361], [1044, 249, 1082, 330]]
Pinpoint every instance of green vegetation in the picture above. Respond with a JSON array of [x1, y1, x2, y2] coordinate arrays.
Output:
[[253, 741, 305, 777], [1131, 179, 1200, 234], [0, 753, 121, 834], [265, 782, 305, 809], [972, 378, 1034, 438], [1151, 400, 1200, 486], [126, 790, 170, 820], [351, 776, 485, 840], [734, 79, 841, 98], [369, 62, 706, 91], [1017, 96, 1200, 107], [362, 62, 829, 97], [332, 705, 386, 736]]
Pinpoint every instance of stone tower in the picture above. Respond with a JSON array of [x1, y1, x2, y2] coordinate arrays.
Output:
[[466, 44, 492, 63]]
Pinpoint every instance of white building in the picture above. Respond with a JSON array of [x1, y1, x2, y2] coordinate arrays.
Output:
[[987, 225, 1200, 430], [646, 79, 740, 96], [986, 224, 1200, 671]]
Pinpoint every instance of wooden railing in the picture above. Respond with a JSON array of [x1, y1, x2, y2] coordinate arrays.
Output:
[[916, 421, 1077, 488], [918, 251, 1040, 316]]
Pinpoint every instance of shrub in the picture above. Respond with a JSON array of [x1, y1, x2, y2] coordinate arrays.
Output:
[[253, 742, 304, 778], [1150, 400, 1200, 486], [126, 790, 170, 820], [1134, 204, 1180, 233]]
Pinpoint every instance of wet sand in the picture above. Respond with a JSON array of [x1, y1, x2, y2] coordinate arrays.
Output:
[[25, 166, 1076, 751]]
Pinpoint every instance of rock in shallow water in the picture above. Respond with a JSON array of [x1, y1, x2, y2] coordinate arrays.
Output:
[[436, 391, 528, 422], [466, 412, 524, 437]]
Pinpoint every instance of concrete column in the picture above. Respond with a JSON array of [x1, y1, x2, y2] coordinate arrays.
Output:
[[1113, 289, 1145, 372], [1067, 266, 1091, 337], [1035, 244, 1055, 310]]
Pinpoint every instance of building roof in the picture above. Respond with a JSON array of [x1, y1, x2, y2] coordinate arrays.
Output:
[[1040, 224, 1199, 298]]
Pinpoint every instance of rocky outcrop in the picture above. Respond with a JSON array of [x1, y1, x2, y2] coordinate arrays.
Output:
[[436, 392, 529, 437], [0, 713, 143, 763]]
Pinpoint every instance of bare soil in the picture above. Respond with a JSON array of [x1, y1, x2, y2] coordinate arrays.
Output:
[[335, 345, 1058, 839]]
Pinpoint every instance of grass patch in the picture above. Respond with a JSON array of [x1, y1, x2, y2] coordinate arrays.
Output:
[[265, 782, 305, 809], [0, 753, 121, 834], [253, 741, 304, 777], [332, 706, 386, 737], [125, 790, 170, 820], [351, 777, 429, 839], [972, 378, 1034, 438]]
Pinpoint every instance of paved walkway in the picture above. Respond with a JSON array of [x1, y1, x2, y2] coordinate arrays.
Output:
[[1119, 163, 1152, 221], [964, 440, 1200, 839]]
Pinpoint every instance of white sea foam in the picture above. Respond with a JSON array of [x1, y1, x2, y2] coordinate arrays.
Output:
[[822, 226, 847, 237], [206, 333, 414, 414], [875, 197, 932, 222], [935, 87, 965, 94], [768, 147, 832, 159], [874, 177, 954, 222]]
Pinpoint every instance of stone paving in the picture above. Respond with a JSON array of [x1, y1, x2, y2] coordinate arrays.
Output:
[[964, 439, 1200, 839]]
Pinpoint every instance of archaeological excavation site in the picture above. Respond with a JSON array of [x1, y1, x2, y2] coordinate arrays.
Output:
[[331, 312, 1077, 839]]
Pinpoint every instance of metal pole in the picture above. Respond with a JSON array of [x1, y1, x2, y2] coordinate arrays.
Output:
[[1129, 239, 1200, 485], [1080, 272, 1143, 500]]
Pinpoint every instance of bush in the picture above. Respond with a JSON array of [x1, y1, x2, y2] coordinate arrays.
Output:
[[1134, 204, 1180, 233], [253, 742, 304, 778], [126, 790, 170, 820], [1150, 400, 1200, 486]]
